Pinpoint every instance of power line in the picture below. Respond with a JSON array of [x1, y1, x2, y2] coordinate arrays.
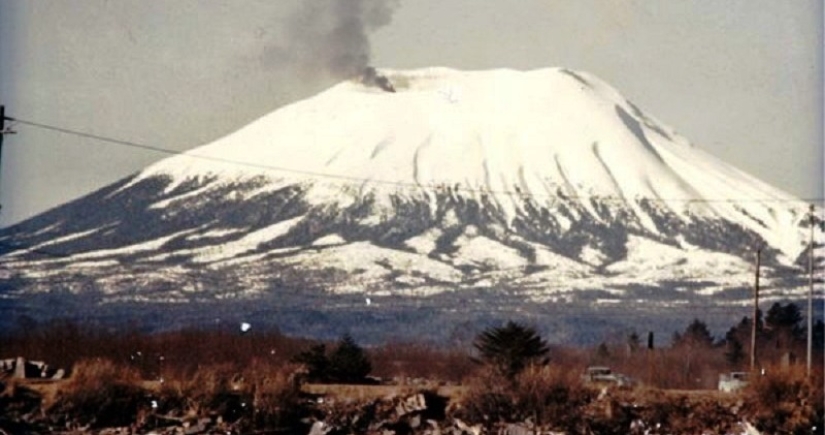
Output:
[[10, 116, 515, 192], [6, 115, 824, 205], [9, 117, 178, 157]]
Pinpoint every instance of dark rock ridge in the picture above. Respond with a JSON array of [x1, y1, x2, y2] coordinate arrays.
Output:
[[0, 172, 816, 344]]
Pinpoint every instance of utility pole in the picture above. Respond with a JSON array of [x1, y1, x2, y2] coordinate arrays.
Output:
[[808, 204, 815, 376], [647, 331, 654, 386], [0, 105, 7, 213], [0, 105, 5, 187], [0, 105, 17, 215], [750, 246, 761, 372], [0, 105, 16, 213]]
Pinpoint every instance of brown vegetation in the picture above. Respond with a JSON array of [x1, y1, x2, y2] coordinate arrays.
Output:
[[458, 364, 593, 432], [370, 341, 475, 383], [744, 365, 824, 433], [1, 320, 315, 377], [48, 358, 146, 429], [1, 308, 823, 433]]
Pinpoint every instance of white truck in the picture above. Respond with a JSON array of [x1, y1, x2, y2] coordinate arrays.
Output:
[[718, 372, 749, 392]]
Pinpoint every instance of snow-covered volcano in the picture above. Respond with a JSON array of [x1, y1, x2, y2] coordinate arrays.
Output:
[[132, 67, 805, 257], [0, 67, 816, 342]]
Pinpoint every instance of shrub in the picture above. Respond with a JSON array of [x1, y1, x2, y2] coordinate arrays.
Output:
[[157, 363, 239, 418], [459, 366, 516, 427], [243, 362, 305, 430], [369, 342, 473, 383], [291, 335, 372, 384], [157, 361, 307, 431], [744, 366, 824, 434], [514, 365, 592, 430], [458, 364, 592, 432], [51, 358, 147, 428]]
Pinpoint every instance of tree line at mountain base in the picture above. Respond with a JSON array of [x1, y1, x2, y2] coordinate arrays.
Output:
[[0, 302, 823, 433]]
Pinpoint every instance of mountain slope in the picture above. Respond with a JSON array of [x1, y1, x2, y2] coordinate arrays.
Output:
[[0, 67, 816, 342], [126, 67, 806, 258]]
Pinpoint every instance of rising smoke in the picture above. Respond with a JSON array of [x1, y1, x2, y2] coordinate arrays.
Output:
[[265, 0, 399, 81]]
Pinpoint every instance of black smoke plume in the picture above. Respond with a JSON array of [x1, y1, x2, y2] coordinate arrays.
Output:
[[362, 66, 396, 92], [265, 0, 399, 80]]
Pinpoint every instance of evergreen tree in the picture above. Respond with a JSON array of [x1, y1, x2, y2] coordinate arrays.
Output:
[[595, 342, 611, 363], [813, 320, 824, 350], [627, 331, 641, 355], [672, 318, 714, 349], [724, 337, 746, 367], [291, 344, 329, 383], [765, 302, 804, 346], [725, 313, 764, 352], [328, 334, 372, 383], [474, 321, 549, 380], [672, 318, 715, 386]]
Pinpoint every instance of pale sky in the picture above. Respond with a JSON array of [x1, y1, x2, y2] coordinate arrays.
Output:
[[0, 0, 822, 227]]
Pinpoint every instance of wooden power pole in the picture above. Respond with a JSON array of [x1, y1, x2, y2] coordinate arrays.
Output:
[[0, 105, 15, 213], [808, 204, 815, 376], [751, 247, 761, 371], [0, 105, 5, 213]]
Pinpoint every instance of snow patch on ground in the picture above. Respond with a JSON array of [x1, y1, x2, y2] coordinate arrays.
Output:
[[193, 217, 303, 263], [403, 228, 442, 255], [579, 246, 609, 267], [606, 235, 752, 284], [23, 227, 105, 254], [187, 228, 244, 241], [279, 241, 462, 294], [68, 230, 196, 261], [312, 233, 348, 247], [450, 229, 528, 270]]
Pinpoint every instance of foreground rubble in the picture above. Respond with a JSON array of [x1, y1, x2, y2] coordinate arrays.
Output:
[[2, 378, 792, 435]]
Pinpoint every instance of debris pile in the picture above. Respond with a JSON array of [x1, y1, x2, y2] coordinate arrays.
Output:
[[0, 380, 816, 434], [1, 357, 65, 380]]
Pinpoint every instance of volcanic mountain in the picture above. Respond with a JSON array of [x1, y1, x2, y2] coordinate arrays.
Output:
[[0, 68, 815, 342]]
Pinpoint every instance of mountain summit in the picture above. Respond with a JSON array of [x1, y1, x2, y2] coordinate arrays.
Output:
[[0, 68, 814, 342], [135, 67, 804, 255]]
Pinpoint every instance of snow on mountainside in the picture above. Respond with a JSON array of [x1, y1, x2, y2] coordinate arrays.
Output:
[[131, 67, 805, 257], [0, 67, 816, 341]]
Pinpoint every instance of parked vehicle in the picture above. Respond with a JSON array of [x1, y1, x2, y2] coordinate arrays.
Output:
[[581, 366, 633, 387], [718, 372, 749, 392]]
